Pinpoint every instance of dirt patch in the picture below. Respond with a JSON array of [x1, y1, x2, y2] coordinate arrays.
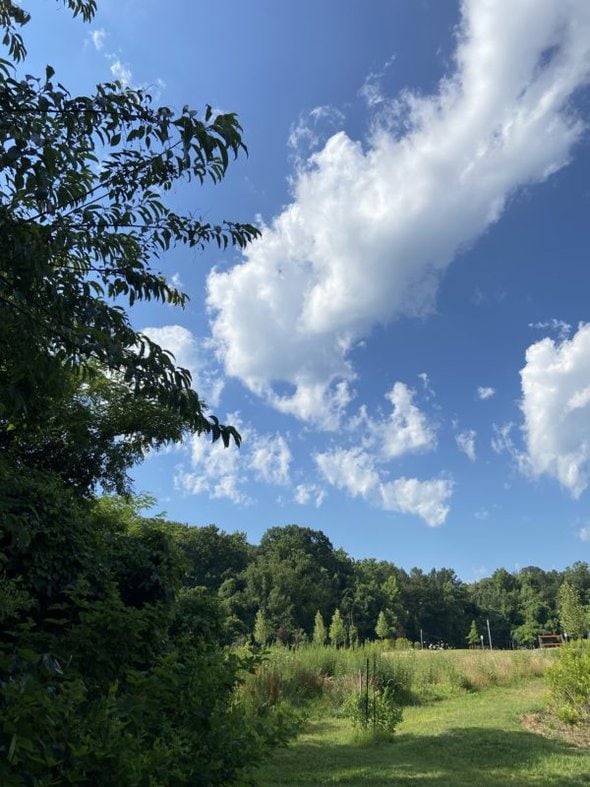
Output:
[[521, 710, 590, 748]]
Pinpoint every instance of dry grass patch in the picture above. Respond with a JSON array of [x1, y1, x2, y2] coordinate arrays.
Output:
[[522, 709, 590, 749]]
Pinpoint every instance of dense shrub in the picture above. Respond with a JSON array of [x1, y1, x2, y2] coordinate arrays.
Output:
[[0, 466, 290, 784], [546, 640, 590, 725]]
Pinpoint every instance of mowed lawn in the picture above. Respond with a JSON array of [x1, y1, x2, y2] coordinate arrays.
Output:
[[253, 680, 590, 785]]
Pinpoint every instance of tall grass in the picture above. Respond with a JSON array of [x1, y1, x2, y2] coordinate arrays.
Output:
[[240, 644, 557, 714]]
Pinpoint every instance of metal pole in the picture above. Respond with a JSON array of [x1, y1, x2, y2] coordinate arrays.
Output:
[[420, 628, 424, 649], [486, 618, 493, 650]]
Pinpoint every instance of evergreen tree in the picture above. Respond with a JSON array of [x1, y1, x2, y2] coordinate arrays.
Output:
[[312, 610, 327, 645], [329, 608, 347, 648], [375, 610, 393, 641], [466, 619, 480, 648]]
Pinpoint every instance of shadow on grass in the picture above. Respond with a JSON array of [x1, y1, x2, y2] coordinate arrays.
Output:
[[255, 719, 590, 785]]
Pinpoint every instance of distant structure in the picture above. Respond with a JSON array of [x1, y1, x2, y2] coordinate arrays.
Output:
[[538, 634, 563, 648]]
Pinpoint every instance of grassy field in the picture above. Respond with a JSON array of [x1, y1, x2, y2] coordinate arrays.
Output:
[[249, 649, 590, 786]]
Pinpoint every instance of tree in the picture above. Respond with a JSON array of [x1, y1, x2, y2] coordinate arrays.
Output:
[[244, 525, 350, 639], [0, 3, 288, 782], [253, 608, 271, 646], [466, 619, 480, 648], [559, 581, 588, 640], [375, 610, 393, 641], [329, 608, 347, 648], [0, 0, 259, 480], [313, 610, 327, 646]]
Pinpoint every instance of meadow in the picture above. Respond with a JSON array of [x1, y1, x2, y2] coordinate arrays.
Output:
[[245, 646, 590, 786]]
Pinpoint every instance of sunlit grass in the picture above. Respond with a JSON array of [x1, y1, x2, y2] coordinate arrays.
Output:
[[253, 679, 590, 785]]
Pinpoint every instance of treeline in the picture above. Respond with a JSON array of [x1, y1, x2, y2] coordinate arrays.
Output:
[[164, 521, 590, 649]]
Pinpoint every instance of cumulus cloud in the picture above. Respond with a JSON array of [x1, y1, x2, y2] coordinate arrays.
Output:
[[579, 526, 590, 542], [379, 477, 453, 527], [208, 0, 590, 426], [315, 447, 381, 498], [314, 445, 452, 526], [175, 418, 292, 504], [520, 323, 590, 498], [477, 386, 496, 400], [141, 324, 223, 407], [352, 382, 436, 458], [456, 429, 477, 461]]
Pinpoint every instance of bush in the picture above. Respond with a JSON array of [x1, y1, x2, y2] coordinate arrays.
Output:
[[0, 471, 291, 785], [341, 684, 403, 738], [547, 640, 590, 725]]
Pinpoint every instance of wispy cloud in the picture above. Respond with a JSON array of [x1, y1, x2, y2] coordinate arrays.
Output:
[[89, 28, 106, 52], [294, 483, 326, 508], [477, 386, 496, 400], [141, 324, 224, 407], [107, 54, 132, 86], [456, 429, 477, 461], [529, 318, 572, 341], [175, 417, 293, 505]]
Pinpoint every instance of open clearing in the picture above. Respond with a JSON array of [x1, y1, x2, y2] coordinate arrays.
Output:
[[254, 679, 590, 785]]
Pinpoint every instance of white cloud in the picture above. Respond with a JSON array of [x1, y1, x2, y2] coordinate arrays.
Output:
[[90, 28, 106, 51], [578, 526, 590, 542], [529, 318, 572, 341], [477, 386, 496, 400], [141, 324, 223, 407], [358, 55, 396, 109], [108, 54, 132, 86], [456, 429, 477, 461], [170, 272, 184, 290], [418, 372, 436, 399], [208, 0, 590, 426], [287, 105, 346, 168], [175, 418, 292, 504], [520, 323, 590, 498], [249, 433, 292, 485], [379, 477, 453, 527], [314, 446, 452, 526], [354, 382, 436, 459], [294, 483, 326, 508], [315, 447, 380, 498], [176, 430, 250, 505]]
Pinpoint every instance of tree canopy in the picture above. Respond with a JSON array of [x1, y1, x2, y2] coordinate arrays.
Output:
[[0, 0, 259, 495]]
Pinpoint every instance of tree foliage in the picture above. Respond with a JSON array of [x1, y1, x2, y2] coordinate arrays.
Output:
[[0, 3, 284, 782], [312, 610, 327, 646], [0, 0, 258, 479], [559, 581, 588, 640], [329, 608, 347, 648]]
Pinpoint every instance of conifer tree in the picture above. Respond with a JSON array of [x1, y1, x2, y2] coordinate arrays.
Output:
[[329, 608, 347, 648], [375, 610, 393, 641], [466, 619, 480, 648], [312, 610, 327, 645]]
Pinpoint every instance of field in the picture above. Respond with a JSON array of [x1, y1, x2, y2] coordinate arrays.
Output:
[[247, 647, 590, 786]]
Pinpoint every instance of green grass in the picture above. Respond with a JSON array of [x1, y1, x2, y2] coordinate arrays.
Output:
[[252, 679, 590, 785]]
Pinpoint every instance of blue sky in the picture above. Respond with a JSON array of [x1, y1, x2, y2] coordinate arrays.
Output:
[[25, 1, 590, 579]]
